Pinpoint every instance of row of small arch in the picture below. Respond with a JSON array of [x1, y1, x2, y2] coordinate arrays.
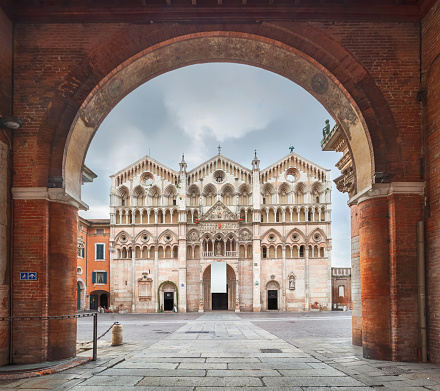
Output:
[[114, 206, 327, 225], [116, 180, 326, 199], [113, 227, 326, 246], [114, 244, 325, 259]]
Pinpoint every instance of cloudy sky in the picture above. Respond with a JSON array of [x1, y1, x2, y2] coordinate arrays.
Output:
[[80, 63, 350, 267]]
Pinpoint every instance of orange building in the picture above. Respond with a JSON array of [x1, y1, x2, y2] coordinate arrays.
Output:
[[77, 217, 110, 310]]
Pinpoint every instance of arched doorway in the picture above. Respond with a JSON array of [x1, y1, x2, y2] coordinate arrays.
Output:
[[90, 290, 110, 310], [202, 263, 237, 311], [157, 281, 178, 312], [266, 281, 280, 311], [76, 279, 86, 311]]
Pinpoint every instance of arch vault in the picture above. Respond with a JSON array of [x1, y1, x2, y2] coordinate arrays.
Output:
[[2, 8, 434, 366]]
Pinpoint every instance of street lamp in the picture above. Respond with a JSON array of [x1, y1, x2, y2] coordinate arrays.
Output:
[[0, 116, 22, 129]]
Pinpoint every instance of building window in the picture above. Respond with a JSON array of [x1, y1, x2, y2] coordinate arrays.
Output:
[[339, 285, 345, 297], [262, 247, 267, 258], [263, 197, 266, 205], [96, 228, 104, 234], [77, 247, 85, 258], [92, 271, 107, 284], [299, 245, 305, 257], [95, 243, 105, 260], [77, 267, 83, 275]]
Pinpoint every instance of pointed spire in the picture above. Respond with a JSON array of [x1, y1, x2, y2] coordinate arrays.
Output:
[[179, 153, 187, 173], [252, 149, 260, 170]]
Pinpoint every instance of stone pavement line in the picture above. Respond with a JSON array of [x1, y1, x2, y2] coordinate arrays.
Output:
[[2, 312, 439, 390], [74, 313, 370, 390]]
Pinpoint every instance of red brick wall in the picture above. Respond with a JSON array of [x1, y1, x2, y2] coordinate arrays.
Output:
[[423, 0, 440, 365], [11, 20, 422, 188], [12, 200, 49, 364], [48, 202, 77, 361], [359, 197, 391, 361], [331, 270, 352, 308], [0, 7, 12, 117], [0, 7, 12, 366], [350, 204, 362, 347], [388, 194, 422, 362]]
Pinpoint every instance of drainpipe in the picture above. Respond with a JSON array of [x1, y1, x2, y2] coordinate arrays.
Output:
[[417, 221, 427, 362]]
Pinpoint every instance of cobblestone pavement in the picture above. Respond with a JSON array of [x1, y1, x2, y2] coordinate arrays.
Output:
[[1, 312, 439, 390]]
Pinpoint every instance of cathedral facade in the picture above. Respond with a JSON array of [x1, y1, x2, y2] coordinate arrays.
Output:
[[109, 151, 332, 313]]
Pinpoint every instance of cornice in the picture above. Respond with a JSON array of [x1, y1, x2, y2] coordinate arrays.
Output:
[[348, 182, 425, 206], [12, 187, 89, 210]]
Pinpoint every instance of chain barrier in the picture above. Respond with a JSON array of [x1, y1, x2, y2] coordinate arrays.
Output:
[[0, 312, 99, 361], [79, 321, 118, 346], [0, 313, 96, 321]]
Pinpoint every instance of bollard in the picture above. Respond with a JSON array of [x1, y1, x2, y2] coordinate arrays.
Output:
[[111, 322, 123, 346]]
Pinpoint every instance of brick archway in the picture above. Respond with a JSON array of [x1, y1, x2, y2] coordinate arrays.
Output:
[[59, 29, 380, 201], [8, 21, 427, 365]]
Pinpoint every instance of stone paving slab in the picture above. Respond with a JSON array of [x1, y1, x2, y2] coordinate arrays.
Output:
[[263, 376, 367, 387], [3, 312, 440, 391], [137, 376, 264, 387], [98, 368, 206, 377]]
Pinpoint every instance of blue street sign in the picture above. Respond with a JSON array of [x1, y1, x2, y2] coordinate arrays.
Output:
[[20, 272, 28, 280], [28, 272, 38, 280]]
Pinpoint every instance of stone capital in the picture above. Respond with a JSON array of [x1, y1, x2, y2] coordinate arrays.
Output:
[[349, 182, 425, 206], [12, 187, 89, 210]]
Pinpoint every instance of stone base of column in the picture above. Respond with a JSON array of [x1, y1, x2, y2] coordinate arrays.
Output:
[[352, 315, 362, 346]]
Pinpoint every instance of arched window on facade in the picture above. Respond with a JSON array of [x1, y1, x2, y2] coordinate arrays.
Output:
[[339, 285, 345, 297], [133, 185, 145, 206]]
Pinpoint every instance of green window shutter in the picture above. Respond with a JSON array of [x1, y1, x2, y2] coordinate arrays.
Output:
[[103, 272, 107, 284], [96, 244, 104, 259], [92, 272, 96, 283], [81, 248, 85, 258]]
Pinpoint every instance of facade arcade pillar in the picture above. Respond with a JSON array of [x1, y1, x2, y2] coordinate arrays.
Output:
[[350, 203, 362, 346], [356, 183, 423, 361], [178, 154, 187, 312], [252, 151, 261, 312], [11, 188, 86, 364]]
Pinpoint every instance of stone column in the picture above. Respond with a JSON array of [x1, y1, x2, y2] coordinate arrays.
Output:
[[350, 203, 362, 346], [235, 277, 240, 312], [358, 196, 391, 360], [47, 201, 78, 361], [282, 245, 286, 311], [11, 188, 87, 364], [304, 244, 309, 311], [199, 276, 204, 312], [131, 238, 136, 312]]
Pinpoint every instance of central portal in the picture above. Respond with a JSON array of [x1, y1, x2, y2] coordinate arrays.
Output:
[[212, 285, 229, 310], [202, 263, 237, 311]]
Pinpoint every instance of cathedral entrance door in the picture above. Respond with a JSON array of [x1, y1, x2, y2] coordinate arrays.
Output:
[[164, 292, 174, 311], [268, 290, 278, 310], [212, 285, 228, 310]]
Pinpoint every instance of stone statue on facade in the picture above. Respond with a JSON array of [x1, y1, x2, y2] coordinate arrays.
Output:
[[216, 242, 222, 256], [322, 119, 330, 138], [289, 272, 296, 290]]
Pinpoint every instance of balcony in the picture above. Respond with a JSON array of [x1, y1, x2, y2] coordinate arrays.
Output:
[[202, 251, 238, 258]]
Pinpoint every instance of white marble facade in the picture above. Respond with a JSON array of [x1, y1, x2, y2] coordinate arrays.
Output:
[[109, 151, 332, 313]]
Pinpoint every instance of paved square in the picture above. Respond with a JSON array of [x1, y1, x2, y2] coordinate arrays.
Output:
[[2, 312, 439, 390]]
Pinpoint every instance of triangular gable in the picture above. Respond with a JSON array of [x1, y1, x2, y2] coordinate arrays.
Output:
[[201, 201, 238, 221], [187, 154, 251, 175], [261, 152, 329, 174]]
